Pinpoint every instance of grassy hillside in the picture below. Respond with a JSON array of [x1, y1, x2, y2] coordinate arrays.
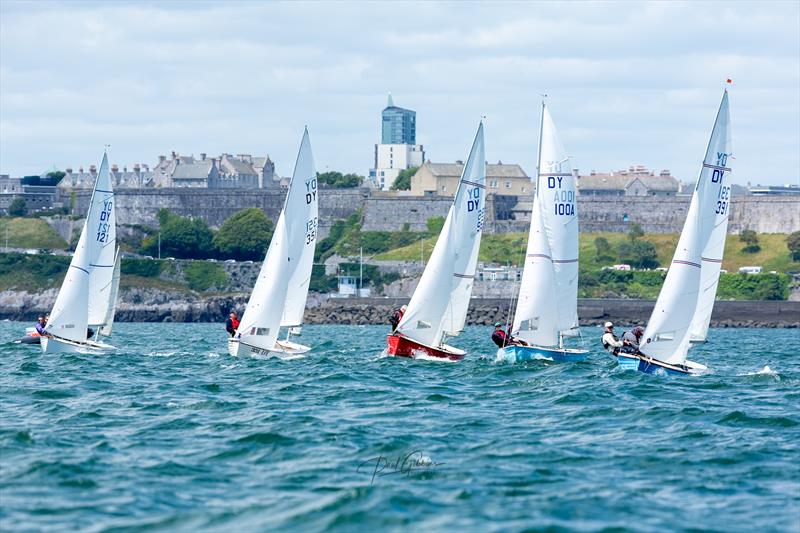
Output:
[[375, 231, 800, 273], [0, 217, 68, 250]]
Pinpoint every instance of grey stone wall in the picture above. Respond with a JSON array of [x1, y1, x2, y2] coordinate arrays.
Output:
[[69, 187, 799, 236]]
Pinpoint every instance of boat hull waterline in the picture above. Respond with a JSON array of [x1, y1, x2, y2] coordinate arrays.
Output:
[[228, 338, 310, 359], [616, 353, 707, 376], [386, 334, 465, 362], [496, 344, 589, 363], [41, 336, 116, 355]]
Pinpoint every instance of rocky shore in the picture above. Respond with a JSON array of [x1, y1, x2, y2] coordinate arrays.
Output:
[[1, 290, 798, 328]]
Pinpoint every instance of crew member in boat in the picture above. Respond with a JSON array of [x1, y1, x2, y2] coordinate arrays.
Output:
[[34, 315, 48, 336], [601, 322, 625, 355], [225, 311, 240, 337], [389, 305, 407, 333], [620, 326, 644, 354], [491, 322, 527, 348]]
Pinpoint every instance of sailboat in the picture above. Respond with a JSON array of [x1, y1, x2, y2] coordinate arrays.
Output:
[[498, 102, 587, 363], [387, 121, 486, 361], [618, 89, 732, 375], [42, 152, 118, 354], [228, 128, 318, 358]]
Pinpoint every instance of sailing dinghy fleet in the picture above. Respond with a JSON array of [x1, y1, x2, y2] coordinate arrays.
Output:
[[20, 89, 736, 376]]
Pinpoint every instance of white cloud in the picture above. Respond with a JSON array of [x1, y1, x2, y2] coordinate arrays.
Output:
[[0, 0, 798, 185]]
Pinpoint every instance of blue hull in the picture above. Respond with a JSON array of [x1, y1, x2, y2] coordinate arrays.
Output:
[[497, 345, 588, 363], [617, 354, 692, 376]]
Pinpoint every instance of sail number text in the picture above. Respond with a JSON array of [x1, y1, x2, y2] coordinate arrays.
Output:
[[306, 217, 318, 244], [305, 177, 317, 204], [467, 187, 484, 232], [711, 152, 730, 215], [548, 176, 575, 216], [96, 200, 113, 243]]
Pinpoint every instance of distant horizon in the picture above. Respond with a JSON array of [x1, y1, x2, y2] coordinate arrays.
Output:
[[1, 1, 798, 186]]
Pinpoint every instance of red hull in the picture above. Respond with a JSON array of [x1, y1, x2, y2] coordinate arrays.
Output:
[[386, 334, 465, 361]]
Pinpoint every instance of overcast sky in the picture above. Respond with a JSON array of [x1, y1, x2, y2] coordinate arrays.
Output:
[[1, 1, 798, 186]]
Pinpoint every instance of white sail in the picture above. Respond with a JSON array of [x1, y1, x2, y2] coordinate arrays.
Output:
[[237, 129, 318, 350], [642, 91, 732, 365], [88, 153, 117, 327], [47, 151, 115, 342], [46, 230, 91, 342], [396, 122, 486, 347], [512, 192, 559, 346], [280, 131, 318, 327], [98, 248, 121, 337], [689, 179, 731, 342], [537, 104, 579, 335], [511, 103, 578, 347]]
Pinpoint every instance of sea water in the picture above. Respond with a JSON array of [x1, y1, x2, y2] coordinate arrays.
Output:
[[1, 322, 798, 532]]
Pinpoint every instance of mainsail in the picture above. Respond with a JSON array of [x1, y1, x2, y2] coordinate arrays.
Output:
[[98, 248, 121, 337], [512, 103, 579, 347], [47, 151, 116, 342], [642, 91, 732, 365], [236, 129, 318, 351], [396, 122, 486, 347]]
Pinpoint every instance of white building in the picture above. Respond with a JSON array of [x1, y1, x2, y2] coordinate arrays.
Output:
[[368, 94, 425, 190]]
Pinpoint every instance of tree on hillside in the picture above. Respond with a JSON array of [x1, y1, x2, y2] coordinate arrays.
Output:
[[627, 223, 644, 241], [213, 208, 274, 260], [7, 198, 27, 217], [787, 231, 800, 261], [426, 216, 445, 234], [739, 229, 760, 253], [390, 167, 418, 191], [317, 171, 363, 188], [594, 236, 614, 262], [617, 239, 659, 269], [140, 210, 215, 259]]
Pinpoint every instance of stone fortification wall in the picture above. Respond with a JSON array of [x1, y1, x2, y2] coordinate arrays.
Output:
[[73, 187, 370, 237], [363, 194, 800, 234], [69, 187, 798, 236]]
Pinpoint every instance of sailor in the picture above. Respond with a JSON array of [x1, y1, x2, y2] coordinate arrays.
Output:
[[601, 322, 625, 355], [621, 326, 644, 354], [389, 305, 407, 333], [491, 322, 527, 348], [226, 311, 240, 337], [34, 315, 47, 336]]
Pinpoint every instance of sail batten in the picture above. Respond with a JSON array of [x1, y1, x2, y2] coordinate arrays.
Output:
[[396, 122, 486, 347]]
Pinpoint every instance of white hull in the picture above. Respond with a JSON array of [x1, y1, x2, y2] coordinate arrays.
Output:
[[228, 338, 311, 359], [41, 336, 116, 355]]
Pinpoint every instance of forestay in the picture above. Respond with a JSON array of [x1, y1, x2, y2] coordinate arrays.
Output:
[[237, 129, 318, 351], [642, 91, 732, 365], [396, 122, 486, 347]]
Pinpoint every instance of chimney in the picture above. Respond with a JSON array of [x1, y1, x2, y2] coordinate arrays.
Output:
[[66, 167, 72, 174], [171, 151, 177, 159], [111, 164, 119, 172], [200, 153, 206, 161], [456, 159, 463, 165], [497, 160, 502, 165], [89, 164, 97, 173], [159, 155, 166, 163], [79, 166, 84, 173], [143, 164, 149, 172]]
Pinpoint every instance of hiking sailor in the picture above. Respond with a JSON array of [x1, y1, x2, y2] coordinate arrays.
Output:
[[601, 321, 625, 355]]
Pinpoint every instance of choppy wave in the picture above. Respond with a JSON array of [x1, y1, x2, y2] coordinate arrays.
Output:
[[1, 323, 798, 531]]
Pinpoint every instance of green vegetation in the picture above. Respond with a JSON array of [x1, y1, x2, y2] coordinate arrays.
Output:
[[8, 198, 27, 217], [788, 231, 800, 262], [739, 229, 761, 254], [0, 217, 68, 249], [717, 273, 789, 300], [140, 209, 215, 259], [213, 208, 274, 261], [0, 253, 69, 290], [390, 167, 418, 191], [184, 262, 228, 291], [121, 258, 162, 277], [317, 171, 363, 188]]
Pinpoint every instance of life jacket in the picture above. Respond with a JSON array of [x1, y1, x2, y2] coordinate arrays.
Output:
[[601, 332, 620, 355], [491, 329, 508, 348]]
